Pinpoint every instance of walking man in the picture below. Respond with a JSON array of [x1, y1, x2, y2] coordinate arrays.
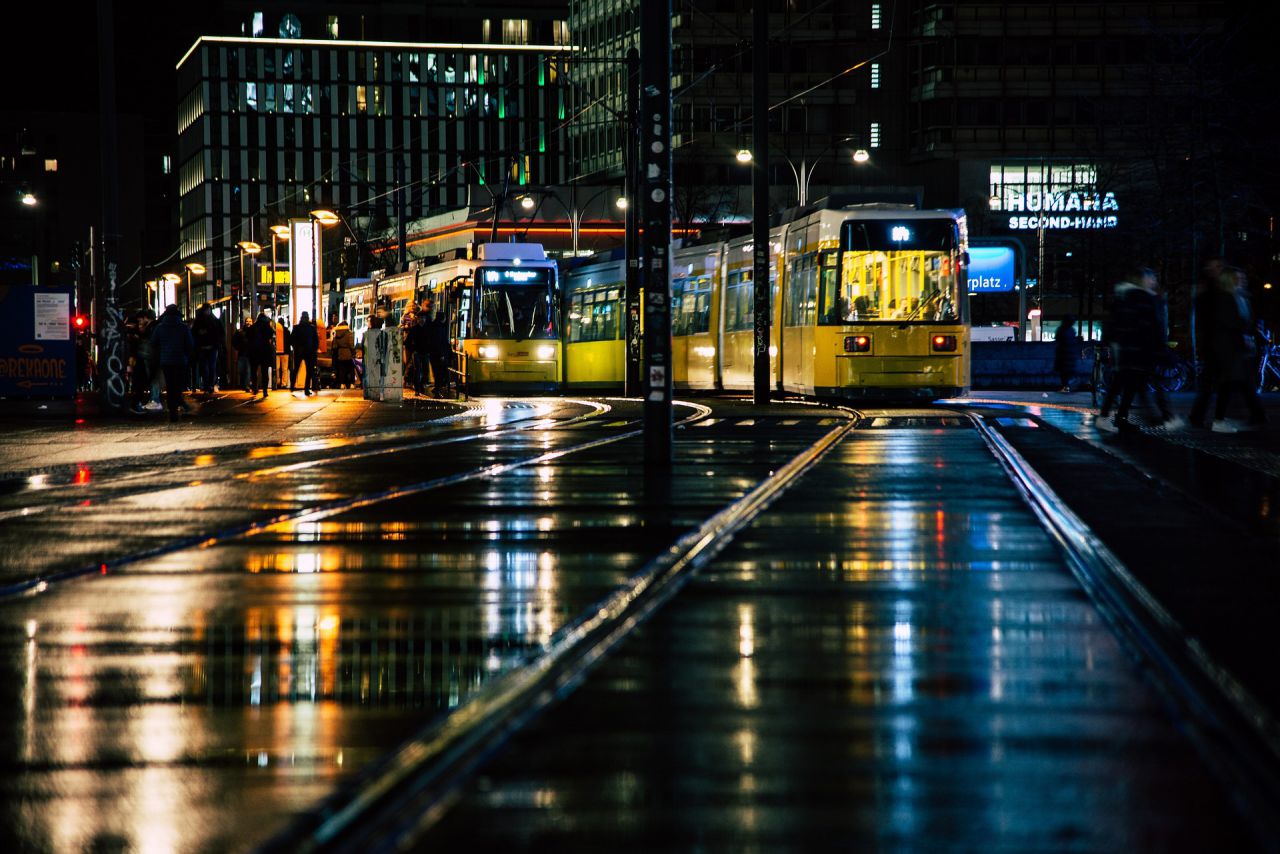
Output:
[[1097, 267, 1179, 432], [290, 311, 320, 396], [150, 304, 194, 422]]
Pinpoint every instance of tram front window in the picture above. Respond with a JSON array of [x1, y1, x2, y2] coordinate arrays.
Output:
[[820, 220, 962, 324], [475, 267, 557, 340]]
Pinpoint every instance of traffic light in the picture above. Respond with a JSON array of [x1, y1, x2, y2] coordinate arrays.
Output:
[[72, 314, 88, 331]]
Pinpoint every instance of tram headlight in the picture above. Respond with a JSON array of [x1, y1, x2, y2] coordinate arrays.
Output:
[[931, 335, 957, 352], [536, 345, 556, 360], [479, 345, 501, 359], [844, 335, 872, 353]]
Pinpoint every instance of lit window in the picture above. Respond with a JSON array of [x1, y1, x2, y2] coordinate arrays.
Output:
[[871, 3, 881, 29], [44, 159, 57, 172], [252, 12, 264, 38], [870, 63, 880, 88], [327, 15, 339, 39], [162, 155, 171, 175], [869, 122, 881, 147]]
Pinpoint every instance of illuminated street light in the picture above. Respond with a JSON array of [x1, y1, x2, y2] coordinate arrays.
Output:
[[236, 241, 263, 325], [615, 197, 629, 210], [21, 192, 37, 206], [520, 195, 536, 210], [183, 263, 205, 316], [270, 225, 291, 311], [309, 209, 340, 226], [852, 149, 871, 164], [736, 149, 753, 164]]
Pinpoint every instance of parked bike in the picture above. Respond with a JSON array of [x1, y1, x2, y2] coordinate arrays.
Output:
[[1091, 342, 1191, 408]]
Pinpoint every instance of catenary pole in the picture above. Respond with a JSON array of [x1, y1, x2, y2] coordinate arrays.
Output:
[[640, 0, 673, 464], [752, 0, 771, 405]]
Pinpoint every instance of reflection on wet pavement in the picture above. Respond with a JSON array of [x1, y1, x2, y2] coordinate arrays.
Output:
[[0, 401, 829, 851], [425, 426, 1251, 851]]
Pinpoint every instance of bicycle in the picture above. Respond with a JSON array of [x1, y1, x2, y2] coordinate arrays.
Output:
[[1090, 342, 1190, 409], [1259, 342, 1280, 393]]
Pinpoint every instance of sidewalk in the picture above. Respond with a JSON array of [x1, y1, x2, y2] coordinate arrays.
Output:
[[967, 390, 1280, 480], [0, 388, 469, 476]]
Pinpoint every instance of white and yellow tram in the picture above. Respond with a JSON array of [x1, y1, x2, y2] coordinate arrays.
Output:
[[562, 203, 970, 399]]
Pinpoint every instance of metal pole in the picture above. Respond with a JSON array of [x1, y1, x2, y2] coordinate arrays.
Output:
[[624, 46, 643, 398], [641, 0, 674, 464], [186, 270, 191, 315], [271, 235, 278, 310], [396, 155, 407, 272], [751, 0, 771, 406], [96, 0, 127, 412]]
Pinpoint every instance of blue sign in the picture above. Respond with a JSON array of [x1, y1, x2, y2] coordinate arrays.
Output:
[[967, 246, 1016, 293], [0, 286, 77, 398]]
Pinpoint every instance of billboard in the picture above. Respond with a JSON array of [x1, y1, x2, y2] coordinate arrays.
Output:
[[0, 286, 76, 397], [289, 219, 319, 324], [967, 246, 1017, 293]]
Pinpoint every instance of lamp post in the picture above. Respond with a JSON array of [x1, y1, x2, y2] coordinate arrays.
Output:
[[735, 137, 868, 207], [270, 224, 290, 312], [184, 262, 206, 316], [525, 188, 625, 256], [236, 240, 262, 326], [308, 210, 340, 324]]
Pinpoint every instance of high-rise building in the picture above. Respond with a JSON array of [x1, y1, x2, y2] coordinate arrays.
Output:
[[175, 27, 574, 305]]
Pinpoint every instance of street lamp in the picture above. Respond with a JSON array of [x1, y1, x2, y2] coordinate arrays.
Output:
[[20, 192, 37, 206], [734, 137, 868, 206], [270, 224, 290, 312], [308, 210, 340, 323], [236, 240, 262, 326], [184, 262, 205, 316]]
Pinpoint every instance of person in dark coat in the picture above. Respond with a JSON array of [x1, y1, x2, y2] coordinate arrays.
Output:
[[190, 304, 224, 395], [1097, 268, 1177, 431], [404, 312, 430, 395], [275, 318, 292, 389], [1189, 263, 1266, 431], [247, 313, 275, 398], [330, 317, 356, 389], [290, 311, 321, 395], [425, 307, 452, 396], [149, 304, 195, 421], [1053, 314, 1079, 393]]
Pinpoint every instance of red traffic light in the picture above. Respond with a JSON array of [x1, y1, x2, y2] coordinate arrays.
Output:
[[72, 315, 88, 330]]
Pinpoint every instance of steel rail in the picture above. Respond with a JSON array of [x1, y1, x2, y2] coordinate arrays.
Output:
[[0, 399, 610, 523], [258, 411, 858, 854], [0, 401, 707, 601], [971, 413, 1280, 845]]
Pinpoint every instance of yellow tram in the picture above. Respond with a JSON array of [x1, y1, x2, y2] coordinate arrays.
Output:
[[343, 243, 562, 394], [562, 203, 970, 399]]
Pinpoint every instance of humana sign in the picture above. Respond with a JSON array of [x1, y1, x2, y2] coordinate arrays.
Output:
[[1003, 189, 1119, 230]]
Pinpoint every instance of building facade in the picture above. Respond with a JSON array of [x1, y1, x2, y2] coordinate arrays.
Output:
[[175, 33, 575, 309]]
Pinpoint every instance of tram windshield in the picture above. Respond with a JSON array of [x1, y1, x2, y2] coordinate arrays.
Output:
[[474, 267, 558, 340], [819, 219, 962, 324]]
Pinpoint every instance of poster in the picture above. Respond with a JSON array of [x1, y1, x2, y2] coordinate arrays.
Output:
[[34, 292, 70, 340], [363, 327, 403, 402], [0, 286, 76, 398]]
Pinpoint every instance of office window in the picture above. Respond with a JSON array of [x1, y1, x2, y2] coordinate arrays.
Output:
[[869, 122, 881, 147], [161, 155, 171, 175], [252, 12, 264, 38], [870, 63, 880, 88], [44, 159, 57, 172], [328, 15, 339, 39], [871, 3, 882, 29]]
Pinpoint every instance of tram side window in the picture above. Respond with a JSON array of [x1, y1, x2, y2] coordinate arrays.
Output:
[[672, 275, 712, 336], [837, 249, 958, 321], [785, 252, 818, 327], [568, 287, 622, 342], [724, 270, 752, 332]]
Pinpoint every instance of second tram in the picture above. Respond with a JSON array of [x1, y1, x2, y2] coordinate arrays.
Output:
[[562, 203, 970, 399]]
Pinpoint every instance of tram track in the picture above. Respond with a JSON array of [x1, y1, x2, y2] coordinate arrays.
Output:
[[0, 399, 613, 524], [261, 404, 1280, 852], [0, 399, 708, 601]]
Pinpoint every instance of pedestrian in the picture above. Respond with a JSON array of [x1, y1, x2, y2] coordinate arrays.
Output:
[[248, 312, 275, 399], [231, 319, 253, 392], [129, 310, 156, 413], [1054, 314, 1080, 393], [426, 306, 452, 397], [149, 304, 194, 422], [191, 304, 223, 395], [405, 311, 429, 395], [1096, 267, 1180, 432], [331, 316, 356, 389], [1189, 264, 1267, 431], [275, 317, 292, 389], [290, 311, 320, 395]]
